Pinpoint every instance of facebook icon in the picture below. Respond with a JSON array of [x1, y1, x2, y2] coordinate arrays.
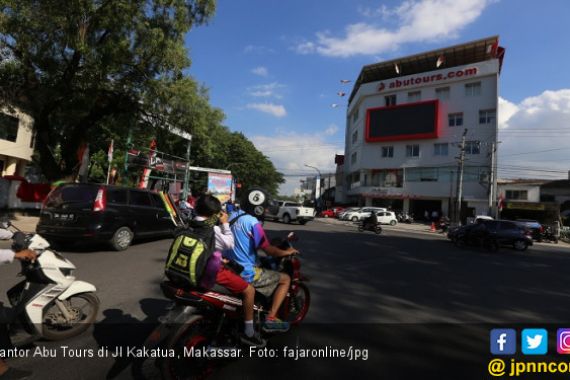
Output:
[[490, 329, 517, 355]]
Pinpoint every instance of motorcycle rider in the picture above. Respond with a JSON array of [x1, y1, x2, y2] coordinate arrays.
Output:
[[226, 189, 298, 333], [0, 227, 37, 380], [192, 195, 265, 346], [363, 211, 378, 230]]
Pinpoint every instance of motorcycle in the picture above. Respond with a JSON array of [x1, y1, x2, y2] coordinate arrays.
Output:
[[437, 218, 450, 233], [358, 220, 382, 234], [1, 221, 99, 344], [540, 226, 559, 244], [135, 232, 310, 380]]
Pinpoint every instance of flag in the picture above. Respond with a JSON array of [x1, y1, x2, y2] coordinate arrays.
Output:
[[340, 79, 351, 84], [138, 138, 157, 189], [77, 143, 90, 183], [436, 54, 445, 68], [107, 139, 114, 162], [486, 41, 499, 56], [337, 91, 346, 97], [497, 193, 504, 212]]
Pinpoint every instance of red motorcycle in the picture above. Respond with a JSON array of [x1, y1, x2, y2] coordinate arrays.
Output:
[[135, 232, 310, 380]]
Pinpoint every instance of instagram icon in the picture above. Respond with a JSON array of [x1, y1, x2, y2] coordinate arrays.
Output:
[[557, 329, 570, 354]]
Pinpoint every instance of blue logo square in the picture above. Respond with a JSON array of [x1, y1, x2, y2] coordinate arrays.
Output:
[[490, 329, 516, 355], [522, 329, 548, 355]]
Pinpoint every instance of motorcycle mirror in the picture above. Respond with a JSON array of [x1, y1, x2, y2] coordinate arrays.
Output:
[[287, 232, 298, 242]]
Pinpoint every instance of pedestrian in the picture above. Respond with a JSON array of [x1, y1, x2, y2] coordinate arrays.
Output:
[[431, 210, 439, 222], [424, 210, 429, 221]]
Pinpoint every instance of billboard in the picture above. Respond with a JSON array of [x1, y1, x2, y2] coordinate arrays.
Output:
[[365, 100, 439, 142], [208, 173, 233, 203]]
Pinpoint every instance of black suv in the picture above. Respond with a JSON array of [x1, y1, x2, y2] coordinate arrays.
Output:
[[37, 183, 176, 250], [453, 220, 533, 251]]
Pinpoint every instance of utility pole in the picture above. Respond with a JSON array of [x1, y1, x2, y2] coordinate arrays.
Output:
[[182, 136, 192, 200], [488, 142, 496, 217], [455, 129, 468, 225]]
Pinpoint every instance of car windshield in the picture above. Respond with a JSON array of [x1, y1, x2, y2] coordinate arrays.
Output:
[[45, 185, 99, 208]]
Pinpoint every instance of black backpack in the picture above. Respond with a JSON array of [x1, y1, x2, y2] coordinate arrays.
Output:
[[165, 220, 215, 288]]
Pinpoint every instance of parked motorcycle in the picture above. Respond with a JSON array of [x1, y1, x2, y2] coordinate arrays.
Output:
[[135, 232, 310, 380], [438, 217, 451, 233], [1, 221, 99, 344], [540, 226, 559, 244], [358, 221, 382, 234]]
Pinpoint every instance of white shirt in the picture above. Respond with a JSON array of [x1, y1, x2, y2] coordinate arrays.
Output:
[[193, 217, 235, 251], [0, 228, 14, 264]]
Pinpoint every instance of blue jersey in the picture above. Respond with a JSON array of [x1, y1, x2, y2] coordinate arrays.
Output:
[[225, 210, 269, 283]]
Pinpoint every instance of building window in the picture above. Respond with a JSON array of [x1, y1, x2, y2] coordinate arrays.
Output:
[[465, 141, 480, 155], [506, 190, 528, 201], [479, 109, 496, 125], [352, 107, 359, 124], [434, 143, 449, 156], [408, 91, 421, 102], [465, 82, 481, 96], [406, 144, 420, 157], [351, 152, 357, 165], [352, 130, 358, 145], [448, 113, 463, 127], [0, 113, 19, 142], [381, 146, 394, 158], [435, 87, 450, 100], [385, 95, 396, 106]]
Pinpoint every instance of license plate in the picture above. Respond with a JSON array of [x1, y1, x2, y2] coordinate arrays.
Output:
[[53, 213, 74, 221]]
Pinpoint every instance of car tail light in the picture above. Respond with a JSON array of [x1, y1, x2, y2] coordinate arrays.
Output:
[[93, 187, 107, 212]]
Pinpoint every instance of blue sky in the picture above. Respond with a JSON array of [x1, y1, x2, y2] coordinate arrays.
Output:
[[186, 0, 570, 194]]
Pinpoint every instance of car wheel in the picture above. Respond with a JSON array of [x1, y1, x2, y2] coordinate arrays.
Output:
[[351, 216, 359, 222], [299, 220, 308, 225], [282, 214, 291, 224], [110, 226, 134, 251], [389, 220, 397, 226], [513, 240, 528, 251]]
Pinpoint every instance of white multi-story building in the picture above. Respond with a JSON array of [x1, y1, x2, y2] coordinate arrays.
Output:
[[339, 36, 505, 220], [0, 107, 34, 177]]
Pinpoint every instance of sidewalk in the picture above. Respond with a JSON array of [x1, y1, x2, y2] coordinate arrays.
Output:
[[7, 214, 39, 233]]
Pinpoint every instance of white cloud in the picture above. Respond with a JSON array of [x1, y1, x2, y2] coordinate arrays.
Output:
[[243, 45, 275, 55], [251, 66, 268, 77], [251, 127, 344, 195], [246, 103, 287, 118], [247, 82, 285, 98], [498, 89, 570, 179], [324, 124, 339, 136], [296, 0, 493, 57]]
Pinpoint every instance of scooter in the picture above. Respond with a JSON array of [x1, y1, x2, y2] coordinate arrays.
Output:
[[1, 221, 99, 344], [540, 226, 559, 244], [134, 232, 310, 380]]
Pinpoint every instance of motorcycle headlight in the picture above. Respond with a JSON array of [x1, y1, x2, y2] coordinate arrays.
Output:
[[60, 268, 74, 277]]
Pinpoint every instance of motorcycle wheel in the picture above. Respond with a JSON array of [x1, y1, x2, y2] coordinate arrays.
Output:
[[357, 225, 364, 232], [42, 293, 99, 341], [160, 316, 215, 380], [281, 283, 311, 326], [375, 226, 382, 234]]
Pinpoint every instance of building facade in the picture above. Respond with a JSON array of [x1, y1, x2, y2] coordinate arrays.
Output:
[[338, 36, 505, 220], [0, 107, 35, 177]]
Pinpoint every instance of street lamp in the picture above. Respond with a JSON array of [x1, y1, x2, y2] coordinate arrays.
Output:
[[304, 164, 322, 209]]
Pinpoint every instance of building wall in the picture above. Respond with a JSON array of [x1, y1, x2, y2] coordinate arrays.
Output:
[[343, 59, 500, 215], [498, 183, 541, 203], [0, 107, 35, 176]]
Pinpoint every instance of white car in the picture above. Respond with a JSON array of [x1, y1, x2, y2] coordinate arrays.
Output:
[[344, 207, 387, 222], [376, 211, 398, 226], [338, 207, 360, 220]]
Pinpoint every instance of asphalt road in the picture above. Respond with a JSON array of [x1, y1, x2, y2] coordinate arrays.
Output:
[[1, 220, 570, 379]]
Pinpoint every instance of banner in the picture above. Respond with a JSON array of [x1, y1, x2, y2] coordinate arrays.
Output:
[[208, 173, 233, 203]]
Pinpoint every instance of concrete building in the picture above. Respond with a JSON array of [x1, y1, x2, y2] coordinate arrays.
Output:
[[338, 36, 505, 220], [0, 107, 34, 176]]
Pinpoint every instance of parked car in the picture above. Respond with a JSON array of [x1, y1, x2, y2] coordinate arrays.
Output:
[[264, 201, 315, 224], [376, 211, 398, 226], [338, 207, 360, 220], [343, 207, 387, 222], [515, 219, 543, 241], [453, 219, 533, 251], [319, 209, 336, 218], [36, 183, 176, 251]]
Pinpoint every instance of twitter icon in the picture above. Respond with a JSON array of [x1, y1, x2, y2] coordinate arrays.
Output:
[[522, 329, 548, 355]]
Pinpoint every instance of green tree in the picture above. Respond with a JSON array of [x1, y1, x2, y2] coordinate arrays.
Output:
[[0, 0, 216, 180]]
